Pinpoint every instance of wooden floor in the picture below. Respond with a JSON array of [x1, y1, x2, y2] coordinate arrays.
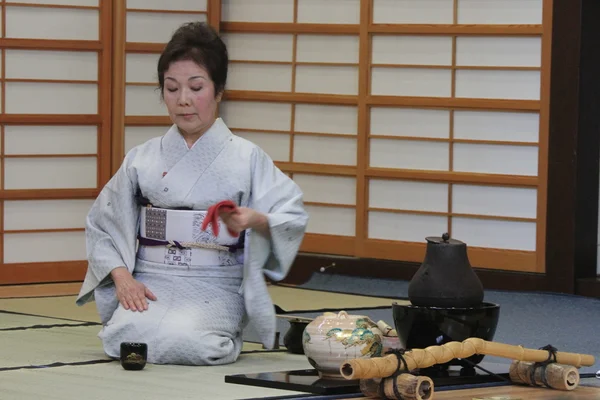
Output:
[[346, 382, 600, 399]]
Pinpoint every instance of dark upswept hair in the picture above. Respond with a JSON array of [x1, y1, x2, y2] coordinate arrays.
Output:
[[157, 22, 228, 97]]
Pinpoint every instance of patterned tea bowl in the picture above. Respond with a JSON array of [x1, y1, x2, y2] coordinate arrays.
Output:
[[302, 311, 384, 380]]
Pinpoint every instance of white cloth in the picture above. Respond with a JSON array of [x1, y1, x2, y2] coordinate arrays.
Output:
[[76, 118, 309, 365]]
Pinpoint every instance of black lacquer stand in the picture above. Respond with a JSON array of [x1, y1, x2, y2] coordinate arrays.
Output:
[[224, 362, 511, 395]]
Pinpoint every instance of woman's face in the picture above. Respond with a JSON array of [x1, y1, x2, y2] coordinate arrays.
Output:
[[162, 59, 222, 139]]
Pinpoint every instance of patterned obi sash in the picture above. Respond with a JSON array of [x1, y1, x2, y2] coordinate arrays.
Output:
[[136, 206, 244, 267]]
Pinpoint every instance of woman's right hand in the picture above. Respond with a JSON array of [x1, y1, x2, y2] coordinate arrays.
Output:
[[110, 267, 157, 311]]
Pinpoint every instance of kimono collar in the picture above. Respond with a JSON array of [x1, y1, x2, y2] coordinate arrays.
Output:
[[161, 118, 232, 171]]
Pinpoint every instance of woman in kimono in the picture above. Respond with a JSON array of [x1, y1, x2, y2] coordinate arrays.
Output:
[[75, 22, 309, 365]]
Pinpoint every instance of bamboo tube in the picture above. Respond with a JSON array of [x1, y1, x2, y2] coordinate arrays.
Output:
[[340, 338, 595, 380], [359, 378, 383, 398], [377, 320, 397, 337], [509, 360, 580, 391], [359, 374, 434, 400]]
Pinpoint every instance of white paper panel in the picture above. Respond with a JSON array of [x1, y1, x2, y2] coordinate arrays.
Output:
[[6, 82, 97, 114], [452, 218, 536, 251], [454, 111, 540, 143], [6, 7, 98, 40], [221, 0, 294, 22], [126, 12, 205, 43], [12, 0, 98, 5], [457, 0, 543, 24], [305, 205, 355, 236], [124, 126, 169, 153], [228, 63, 292, 92], [373, 0, 454, 24], [296, 35, 359, 63], [126, 53, 159, 83], [370, 139, 449, 171], [371, 68, 452, 97], [297, 0, 360, 24], [295, 65, 358, 95], [233, 131, 290, 162], [222, 33, 294, 62], [125, 85, 166, 116], [5, 50, 97, 80], [369, 211, 448, 242], [453, 143, 538, 176], [294, 105, 357, 135], [456, 37, 542, 67], [369, 179, 448, 212], [5, 126, 97, 155], [293, 136, 356, 166], [219, 101, 291, 131], [294, 174, 356, 205], [372, 36, 452, 66], [4, 199, 94, 231], [370, 107, 450, 138], [455, 70, 540, 100], [4, 232, 87, 263], [452, 185, 537, 218], [5, 158, 97, 189], [127, 0, 207, 11]]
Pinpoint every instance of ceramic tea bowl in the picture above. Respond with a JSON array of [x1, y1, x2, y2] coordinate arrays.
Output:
[[302, 311, 384, 380], [392, 301, 500, 367], [120, 342, 148, 371]]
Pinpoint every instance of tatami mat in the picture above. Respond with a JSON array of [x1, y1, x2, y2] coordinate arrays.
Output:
[[269, 284, 402, 311], [0, 295, 100, 322], [0, 351, 312, 400], [0, 311, 89, 329], [1, 325, 106, 369], [0, 283, 397, 399], [0, 317, 272, 370], [0, 284, 400, 324]]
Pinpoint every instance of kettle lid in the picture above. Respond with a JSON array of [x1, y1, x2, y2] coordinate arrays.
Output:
[[425, 232, 464, 245]]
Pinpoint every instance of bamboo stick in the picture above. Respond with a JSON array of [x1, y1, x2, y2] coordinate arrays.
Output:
[[340, 338, 595, 380]]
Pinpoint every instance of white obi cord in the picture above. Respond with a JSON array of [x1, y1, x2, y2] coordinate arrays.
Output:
[[136, 206, 244, 267]]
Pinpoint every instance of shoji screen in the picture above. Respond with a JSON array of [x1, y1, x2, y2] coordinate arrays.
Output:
[[220, 0, 551, 273], [366, 0, 547, 272], [0, 1, 112, 284], [112, 0, 210, 172], [220, 0, 362, 255]]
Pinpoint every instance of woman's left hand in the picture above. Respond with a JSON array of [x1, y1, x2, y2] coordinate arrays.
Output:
[[220, 207, 269, 234]]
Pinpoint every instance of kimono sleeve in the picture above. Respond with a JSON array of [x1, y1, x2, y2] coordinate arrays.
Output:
[[76, 150, 141, 305], [247, 147, 309, 281]]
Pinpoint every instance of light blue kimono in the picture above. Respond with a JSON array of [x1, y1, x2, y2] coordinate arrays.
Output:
[[76, 118, 308, 365]]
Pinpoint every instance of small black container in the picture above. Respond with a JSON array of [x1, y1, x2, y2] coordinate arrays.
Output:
[[120, 342, 148, 371], [392, 302, 500, 367], [283, 319, 310, 354]]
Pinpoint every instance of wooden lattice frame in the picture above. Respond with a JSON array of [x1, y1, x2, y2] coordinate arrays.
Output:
[[211, 0, 552, 273], [0, 1, 112, 284]]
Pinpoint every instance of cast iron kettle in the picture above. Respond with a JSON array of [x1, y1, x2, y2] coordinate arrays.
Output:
[[408, 233, 484, 308]]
